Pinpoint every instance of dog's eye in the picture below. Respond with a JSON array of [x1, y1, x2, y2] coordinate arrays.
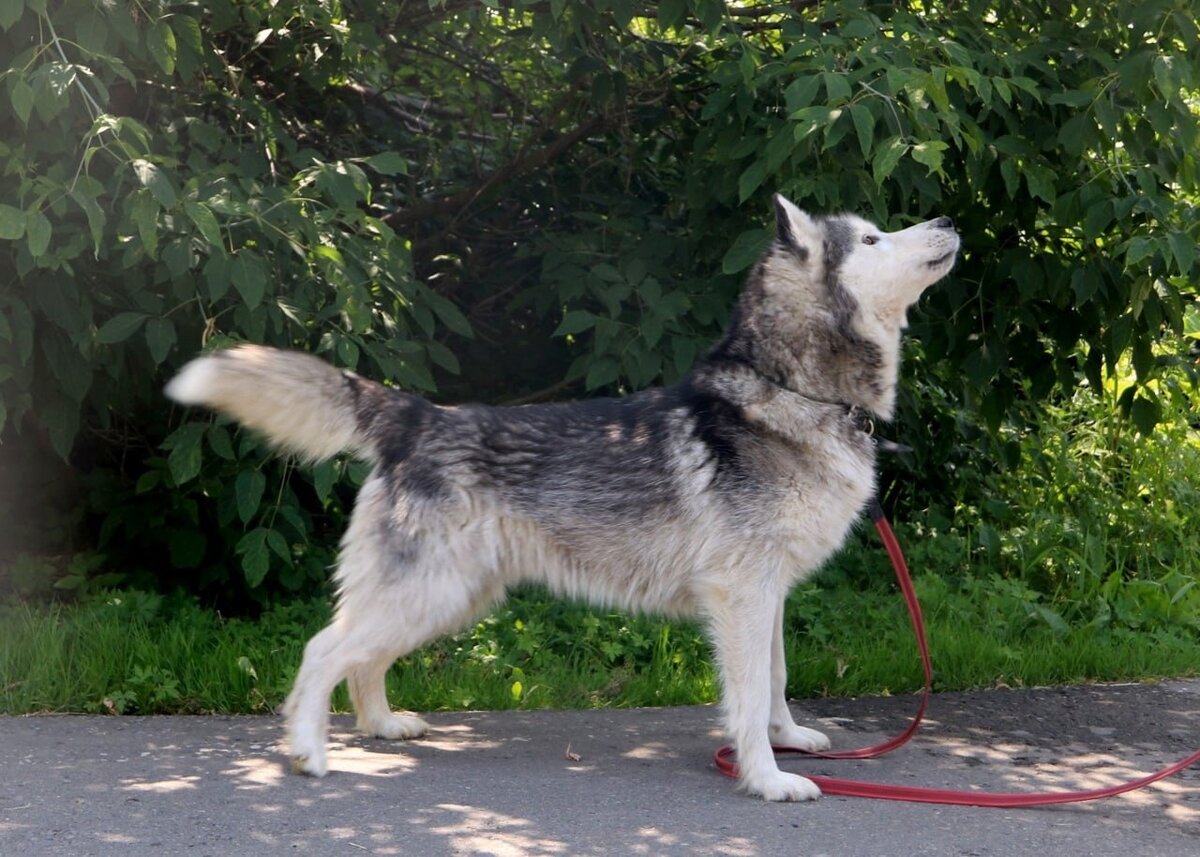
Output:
[[862, 235, 879, 246]]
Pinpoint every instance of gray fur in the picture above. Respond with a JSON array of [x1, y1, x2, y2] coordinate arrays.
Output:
[[165, 194, 960, 801]]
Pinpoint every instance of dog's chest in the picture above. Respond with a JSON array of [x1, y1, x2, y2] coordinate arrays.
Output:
[[769, 436, 876, 574]]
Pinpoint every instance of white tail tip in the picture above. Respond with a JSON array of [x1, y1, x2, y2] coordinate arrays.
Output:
[[165, 357, 221, 405]]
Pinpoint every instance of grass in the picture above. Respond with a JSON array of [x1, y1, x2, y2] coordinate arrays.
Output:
[[0, 589, 717, 715], [2, 559, 1197, 717]]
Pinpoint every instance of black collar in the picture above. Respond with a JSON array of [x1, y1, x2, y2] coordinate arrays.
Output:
[[701, 355, 911, 454], [808, 399, 913, 456]]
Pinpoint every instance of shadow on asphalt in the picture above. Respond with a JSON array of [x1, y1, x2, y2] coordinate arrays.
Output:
[[2, 682, 1198, 855]]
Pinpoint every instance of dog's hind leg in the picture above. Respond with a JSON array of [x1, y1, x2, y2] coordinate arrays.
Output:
[[283, 619, 358, 777], [284, 566, 504, 777], [705, 580, 821, 801], [348, 656, 428, 740], [768, 599, 831, 752]]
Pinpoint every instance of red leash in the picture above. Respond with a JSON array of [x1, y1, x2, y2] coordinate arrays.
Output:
[[714, 502, 1200, 806]]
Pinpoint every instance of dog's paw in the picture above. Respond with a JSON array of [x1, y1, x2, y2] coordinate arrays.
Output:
[[768, 723, 831, 753], [744, 770, 822, 802], [361, 713, 429, 741], [289, 751, 328, 778], [286, 723, 328, 777]]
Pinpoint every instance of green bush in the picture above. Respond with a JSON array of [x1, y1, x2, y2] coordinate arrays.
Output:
[[1, 1, 1196, 606], [1, 0, 463, 604]]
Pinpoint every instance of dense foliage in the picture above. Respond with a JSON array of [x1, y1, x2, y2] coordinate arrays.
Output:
[[1, 0, 1197, 606]]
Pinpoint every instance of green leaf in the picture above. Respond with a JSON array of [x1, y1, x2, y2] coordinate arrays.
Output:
[[553, 310, 598, 337], [10, 77, 33, 125], [0, 204, 25, 240], [784, 75, 822, 112], [204, 254, 231, 301], [148, 19, 177, 75], [1166, 232, 1195, 276], [641, 311, 664, 349], [999, 159, 1020, 198], [849, 104, 875, 159], [131, 159, 177, 208], [0, 0, 23, 31], [591, 262, 623, 283], [312, 460, 337, 504], [1132, 335, 1154, 380], [74, 11, 109, 52], [1129, 394, 1161, 435], [1152, 55, 1178, 101], [737, 159, 768, 202], [910, 140, 949, 176], [764, 126, 795, 172], [130, 191, 159, 258], [266, 529, 290, 563], [166, 422, 205, 485], [235, 468, 266, 524], [657, 0, 686, 30], [1125, 236, 1157, 266], [24, 209, 51, 256], [365, 152, 407, 175], [69, 185, 106, 255], [1023, 164, 1057, 205], [231, 252, 267, 309], [425, 292, 474, 338], [162, 239, 192, 278], [1033, 604, 1070, 638], [739, 46, 756, 85], [42, 396, 80, 460], [184, 200, 223, 249], [207, 425, 236, 461], [426, 340, 461, 374], [585, 356, 620, 390], [135, 470, 160, 495], [144, 317, 176, 365], [721, 229, 769, 274], [823, 72, 852, 104], [1048, 90, 1093, 108], [236, 528, 270, 588], [96, 312, 149, 344], [872, 138, 907, 185]]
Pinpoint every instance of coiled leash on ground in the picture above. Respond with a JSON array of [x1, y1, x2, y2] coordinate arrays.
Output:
[[714, 499, 1200, 806]]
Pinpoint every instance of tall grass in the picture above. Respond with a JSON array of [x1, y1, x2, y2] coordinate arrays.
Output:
[[3, 555, 1197, 716]]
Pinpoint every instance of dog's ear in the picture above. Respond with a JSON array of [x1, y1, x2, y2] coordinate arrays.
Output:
[[773, 194, 816, 261]]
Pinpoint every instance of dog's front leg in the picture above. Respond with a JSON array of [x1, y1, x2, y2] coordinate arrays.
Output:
[[707, 586, 821, 801], [769, 599, 831, 752]]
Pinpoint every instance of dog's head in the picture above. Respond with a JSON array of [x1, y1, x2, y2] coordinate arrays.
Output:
[[772, 194, 959, 326], [720, 194, 960, 418]]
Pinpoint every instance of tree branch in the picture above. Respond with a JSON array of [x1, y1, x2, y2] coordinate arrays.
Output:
[[382, 112, 609, 229]]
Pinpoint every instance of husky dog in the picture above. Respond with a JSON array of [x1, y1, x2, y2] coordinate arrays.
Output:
[[166, 195, 959, 801]]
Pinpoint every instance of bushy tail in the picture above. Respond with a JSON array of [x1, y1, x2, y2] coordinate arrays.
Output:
[[165, 345, 382, 462]]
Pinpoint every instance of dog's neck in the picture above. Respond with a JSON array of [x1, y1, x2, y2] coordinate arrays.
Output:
[[702, 304, 901, 421]]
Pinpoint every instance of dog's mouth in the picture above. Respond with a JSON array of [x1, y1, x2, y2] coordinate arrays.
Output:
[[926, 250, 957, 270]]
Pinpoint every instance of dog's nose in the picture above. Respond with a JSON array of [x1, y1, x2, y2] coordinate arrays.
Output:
[[933, 216, 954, 229]]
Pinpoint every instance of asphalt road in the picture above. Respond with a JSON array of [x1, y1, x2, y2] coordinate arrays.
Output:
[[2, 681, 1198, 856]]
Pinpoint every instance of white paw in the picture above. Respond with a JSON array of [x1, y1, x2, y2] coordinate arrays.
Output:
[[289, 750, 328, 778], [769, 723, 831, 752], [744, 770, 823, 802], [360, 713, 429, 740], [287, 720, 329, 777]]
